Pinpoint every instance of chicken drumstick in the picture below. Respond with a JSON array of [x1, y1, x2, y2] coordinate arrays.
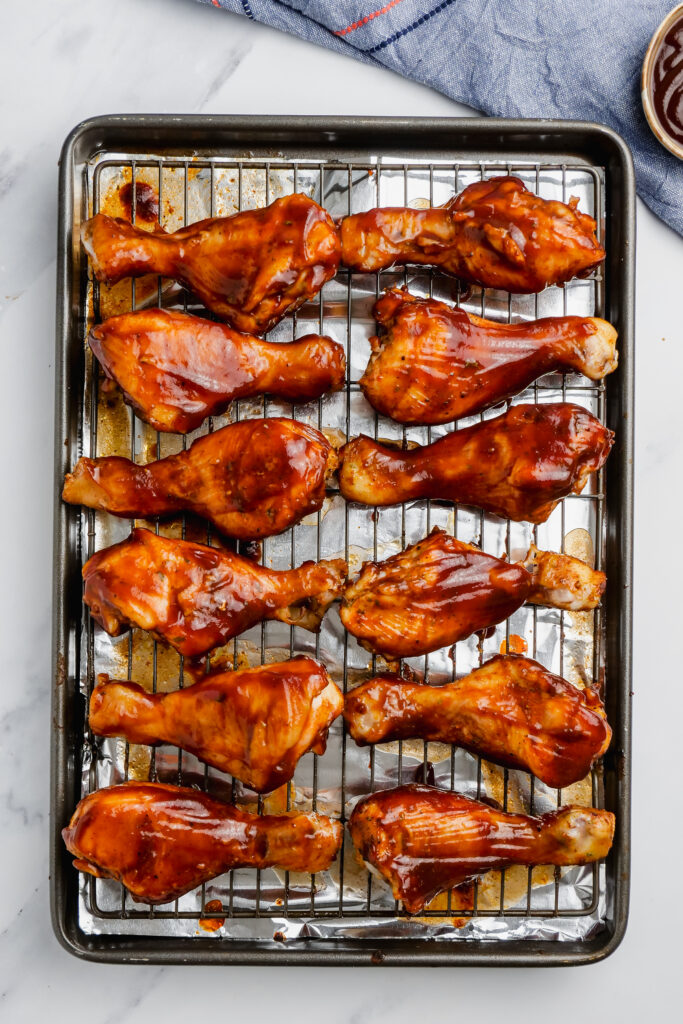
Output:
[[83, 527, 347, 659], [338, 403, 613, 525], [361, 288, 618, 425], [340, 176, 604, 292], [89, 308, 346, 433], [349, 783, 614, 914], [63, 782, 343, 904], [63, 418, 336, 541], [90, 657, 343, 793], [340, 528, 604, 659], [82, 193, 341, 334], [344, 654, 611, 789]]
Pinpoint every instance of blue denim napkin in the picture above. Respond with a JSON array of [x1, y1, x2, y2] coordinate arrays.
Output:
[[197, 0, 682, 236]]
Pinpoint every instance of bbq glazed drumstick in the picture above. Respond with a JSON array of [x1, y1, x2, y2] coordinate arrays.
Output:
[[89, 308, 346, 433], [63, 418, 336, 541], [340, 528, 604, 659], [340, 176, 604, 292], [344, 655, 611, 789], [83, 527, 347, 659], [361, 288, 618, 425], [348, 783, 614, 914], [63, 782, 343, 904], [82, 193, 341, 334], [90, 657, 343, 793], [338, 403, 613, 525]]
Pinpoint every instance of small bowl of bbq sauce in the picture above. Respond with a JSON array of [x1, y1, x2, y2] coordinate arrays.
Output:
[[642, 3, 683, 160]]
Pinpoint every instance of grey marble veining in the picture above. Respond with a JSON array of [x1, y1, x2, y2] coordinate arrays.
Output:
[[0, 0, 681, 1018]]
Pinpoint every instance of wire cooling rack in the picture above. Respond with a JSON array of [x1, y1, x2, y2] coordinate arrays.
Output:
[[73, 147, 608, 939]]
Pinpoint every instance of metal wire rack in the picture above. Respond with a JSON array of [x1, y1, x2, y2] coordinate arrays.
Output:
[[75, 149, 607, 935]]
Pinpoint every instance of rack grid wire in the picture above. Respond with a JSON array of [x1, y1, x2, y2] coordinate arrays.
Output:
[[75, 151, 607, 932]]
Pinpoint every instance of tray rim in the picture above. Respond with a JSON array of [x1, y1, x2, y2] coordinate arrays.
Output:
[[51, 113, 634, 967]]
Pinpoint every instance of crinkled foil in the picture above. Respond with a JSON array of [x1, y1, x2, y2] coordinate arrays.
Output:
[[75, 151, 608, 946]]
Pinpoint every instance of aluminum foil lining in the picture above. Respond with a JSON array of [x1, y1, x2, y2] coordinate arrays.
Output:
[[74, 151, 608, 947]]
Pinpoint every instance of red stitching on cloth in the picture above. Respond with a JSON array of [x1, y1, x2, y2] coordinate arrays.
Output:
[[335, 0, 406, 37]]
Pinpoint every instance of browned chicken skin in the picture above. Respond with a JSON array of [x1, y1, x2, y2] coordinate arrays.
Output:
[[83, 527, 347, 659], [63, 418, 336, 541], [90, 657, 343, 793], [82, 193, 341, 334], [349, 783, 614, 914], [522, 545, 606, 611], [89, 308, 347, 433], [338, 403, 613, 524], [361, 288, 618, 425], [340, 528, 605, 659], [63, 782, 343, 904], [340, 176, 605, 292], [344, 655, 611, 789]]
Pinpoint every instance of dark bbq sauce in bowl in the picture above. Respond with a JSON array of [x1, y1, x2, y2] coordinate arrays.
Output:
[[652, 14, 683, 146]]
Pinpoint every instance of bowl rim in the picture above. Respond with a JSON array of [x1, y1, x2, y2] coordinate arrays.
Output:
[[641, 1, 683, 160]]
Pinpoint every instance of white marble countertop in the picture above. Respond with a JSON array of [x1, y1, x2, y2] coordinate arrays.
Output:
[[1, 0, 681, 1017]]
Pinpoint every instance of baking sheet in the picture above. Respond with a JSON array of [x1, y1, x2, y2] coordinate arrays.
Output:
[[52, 116, 634, 965]]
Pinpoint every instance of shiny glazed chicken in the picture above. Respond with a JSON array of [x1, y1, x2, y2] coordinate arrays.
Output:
[[338, 403, 613, 524], [89, 308, 346, 433], [349, 783, 615, 914], [63, 782, 343, 904], [340, 528, 605, 659], [361, 288, 618, 425], [83, 527, 347, 658], [344, 654, 611, 789], [340, 176, 605, 292], [63, 418, 336, 541], [90, 657, 344, 793], [82, 193, 341, 334]]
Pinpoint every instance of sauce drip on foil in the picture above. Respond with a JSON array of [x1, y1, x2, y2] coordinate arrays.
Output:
[[652, 15, 683, 145], [199, 899, 225, 932], [119, 181, 159, 224], [500, 634, 528, 655]]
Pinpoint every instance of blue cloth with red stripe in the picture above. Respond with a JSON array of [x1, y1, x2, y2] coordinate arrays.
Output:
[[197, 0, 682, 236]]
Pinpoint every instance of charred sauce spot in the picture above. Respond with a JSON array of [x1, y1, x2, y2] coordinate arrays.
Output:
[[119, 182, 159, 224], [413, 761, 435, 786], [238, 540, 263, 562]]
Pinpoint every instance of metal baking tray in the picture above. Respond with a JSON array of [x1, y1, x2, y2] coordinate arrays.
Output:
[[51, 115, 634, 966]]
